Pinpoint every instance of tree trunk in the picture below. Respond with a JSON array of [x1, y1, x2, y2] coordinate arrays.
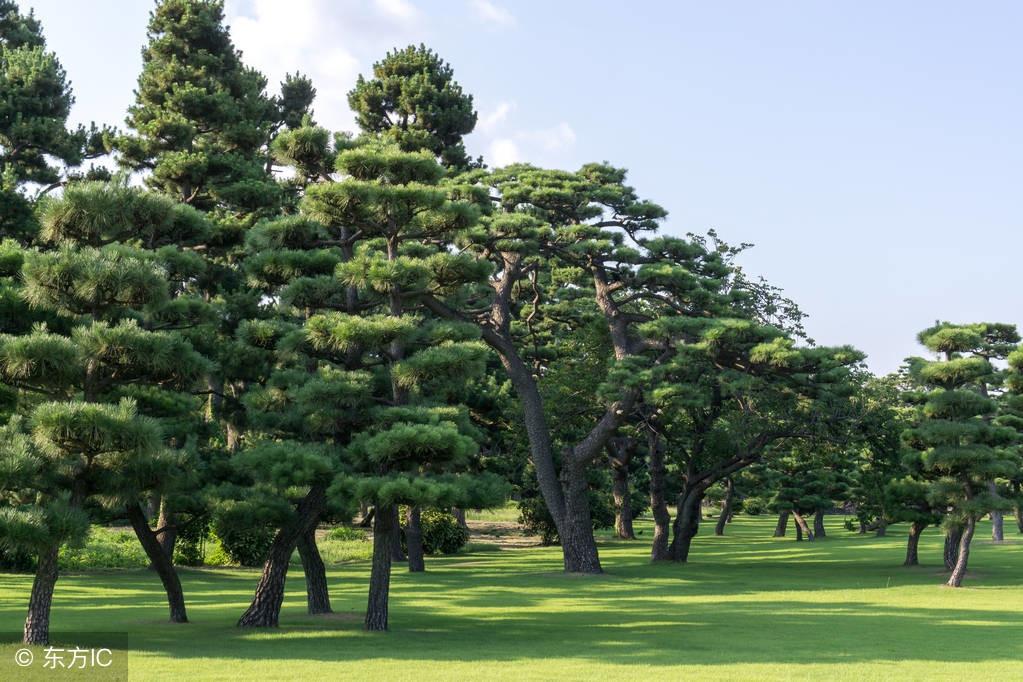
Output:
[[669, 488, 703, 562], [944, 526, 962, 571], [813, 510, 826, 539], [773, 511, 790, 537], [451, 507, 468, 530], [875, 519, 887, 537], [904, 521, 926, 566], [715, 478, 734, 536], [990, 483, 1004, 542], [405, 506, 425, 572], [365, 503, 395, 631], [1015, 503, 1023, 534], [389, 506, 405, 562], [647, 431, 670, 561], [358, 505, 375, 528], [238, 485, 325, 628], [154, 496, 177, 562], [560, 459, 602, 573], [297, 528, 331, 615], [126, 503, 188, 624], [792, 511, 814, 541], [23, 544, 59, 645], [611, 460, 635, 540], [858, 519, 867, 534], [947, 516, 976, 587]]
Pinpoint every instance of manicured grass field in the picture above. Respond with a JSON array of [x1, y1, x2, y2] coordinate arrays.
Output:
[[3, 515, 1023, 680]]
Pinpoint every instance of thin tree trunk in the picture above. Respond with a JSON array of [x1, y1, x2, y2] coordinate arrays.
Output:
[[858, 519, 867, 534], [904, 521, 926, 566], [389, 506, 405, 562], [669, 488, 703, 562], [238, 486, 325, 627], [773, 511, 790, 537], [611, 461, 635, 539], [297, 528, 331, 615], [990, 483, 1004, 542], [405, 506, 425, 572], [875, 519, 887, 537], [1015, 503, 1023, 534], [944, 526, 962, 571], [813, 509, 827, 538], [154, 496, 177, 562], [947, 516, 976, 587], [715, 478, 734, 536], [560, 458, 603, 573], [365, 503, 395, 631], [451, 507, 468, 530], [23, 544, 59, 645], [648, 431, 670, 561], [792, 511, 814, 541], [126, 503, 188, 623], [358, 505, 375, 528]]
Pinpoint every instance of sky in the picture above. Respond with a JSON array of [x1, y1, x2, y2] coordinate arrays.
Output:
[[23, 0, 1023, 374]]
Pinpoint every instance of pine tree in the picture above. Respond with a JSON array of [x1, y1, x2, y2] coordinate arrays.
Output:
[[348, 45, 478, 169], [0, 183, 212, 643], [903, 322, 1018, 586]]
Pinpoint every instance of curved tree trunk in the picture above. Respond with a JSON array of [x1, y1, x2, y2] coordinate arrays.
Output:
[[297, 527, 331, 615], [947, 516, 976, 587], [669, 488, 703, 563], [944, 526, 962, 571], [365, 503, 395, 631], [238, 485, 325, 628], [792, 511, 814, 541], [813, 510, 826, 539], [715, 478, 734, 536], [560, 459, 602, 573], [154, 496, 177, 562], [405, 506, 425, 572], [126, 503, 188, 623], [904, 521, 926, 566], [23, 544, 59, 645], [773, 511, 790, 537], [647, 431, 670, 561]]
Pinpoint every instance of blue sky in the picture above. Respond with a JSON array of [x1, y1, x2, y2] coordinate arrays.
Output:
[[24, 0, 1023, 373]]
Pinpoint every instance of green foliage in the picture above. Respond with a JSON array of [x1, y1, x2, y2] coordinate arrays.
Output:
[[58, 527, 147, 570], [326, 525, 365, 542], [211, 514, 275, 568], [417, 508, 469, 554]]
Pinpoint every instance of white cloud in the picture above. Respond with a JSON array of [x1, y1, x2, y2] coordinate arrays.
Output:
[[469, 0, 515, 27], [488, 138, 521, 167], [479, 100, 515, 132], [523, 122, 576, 150], [227, 0, 427, 133]]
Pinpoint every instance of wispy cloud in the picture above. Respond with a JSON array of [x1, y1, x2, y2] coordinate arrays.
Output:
[[469, 0, 516, 27]]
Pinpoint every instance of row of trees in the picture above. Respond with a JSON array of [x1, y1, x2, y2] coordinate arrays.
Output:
[[1, 0, 1019, 646]]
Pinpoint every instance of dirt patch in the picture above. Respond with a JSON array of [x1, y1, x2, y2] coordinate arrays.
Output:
[[467, 520, 542, 549]]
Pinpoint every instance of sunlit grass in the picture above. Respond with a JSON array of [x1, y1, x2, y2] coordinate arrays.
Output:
[[2, 514, 1023, 680]]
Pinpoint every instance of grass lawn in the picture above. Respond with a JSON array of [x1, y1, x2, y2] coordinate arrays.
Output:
[[2, 514, 1023, 680]]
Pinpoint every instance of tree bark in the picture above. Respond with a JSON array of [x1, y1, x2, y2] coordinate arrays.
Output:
[[611, 461, 635, 540], [1015, 503, 1023, 534], [238, 485, 325, 628], [990, 483, 1004, 542], [875, 519, 887, 537], [365, 503, 395, 631], [154, 496, 177, 562], [792, 511, 814, 541], [715, 478, 734, 536], [669, 488, 703, 562], [451, 507, 468, 530], [904, 521, 926, 566], [947, 516, 976, 587], [297, 527, 331, 615], [126, 503, 188, 623], [773, 511, 790, 537], [23, 544, 59, 645], [647, 430, 671, 561], [389, 506, 406, 562], [358, 505, 375, 528], [560, 459, 602, 573], [813, 509, 826, 539], [858, 519, 867, 534], [405, 506, 425, 572], [944, 526, 962, 571]]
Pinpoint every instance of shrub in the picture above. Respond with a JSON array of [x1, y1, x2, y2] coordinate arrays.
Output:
[[420, 509, 469, 554], [173, 515, 212, 566], [211, 519, 275, 567], [326, 525, 366, 542], [59, 528, 148, 570], [741, 498, 765, 516], [0, 546, 36, 572]]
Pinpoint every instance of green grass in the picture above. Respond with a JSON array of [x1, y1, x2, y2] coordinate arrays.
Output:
[[465, 501, 520, 522], [3, 515, 1023, 680]]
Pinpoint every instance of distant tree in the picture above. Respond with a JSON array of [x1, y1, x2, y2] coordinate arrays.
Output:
[[348, 45, 478, 169]]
